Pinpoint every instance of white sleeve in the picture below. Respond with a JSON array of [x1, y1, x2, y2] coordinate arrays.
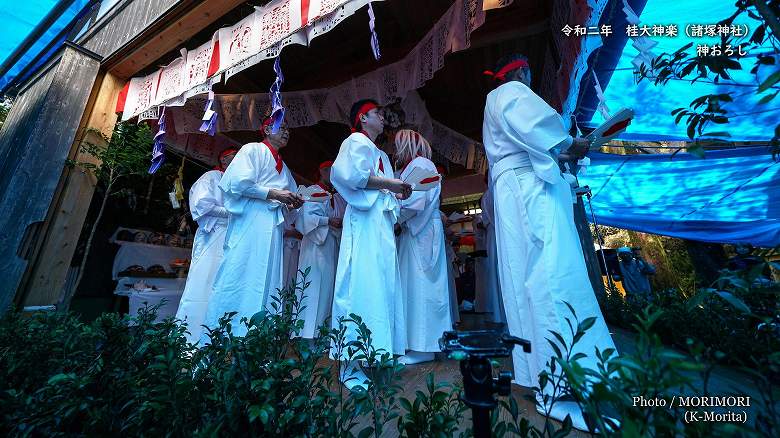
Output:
[[219, 144, 271, 200], [499, 85, 571, 183]]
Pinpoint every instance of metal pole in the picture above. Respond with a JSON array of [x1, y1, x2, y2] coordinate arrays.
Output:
[[585, 191, 617, 292]]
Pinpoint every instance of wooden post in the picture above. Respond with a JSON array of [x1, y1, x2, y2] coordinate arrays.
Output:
[[0, 45, 102, 313], [574, 196, 607, 298], [19, 71, 124, 308]]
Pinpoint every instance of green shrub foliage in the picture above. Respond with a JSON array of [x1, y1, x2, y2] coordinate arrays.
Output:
[[1, 268, 777, 437]]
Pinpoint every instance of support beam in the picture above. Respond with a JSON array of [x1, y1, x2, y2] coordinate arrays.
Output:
[[20, 71, 124, 308], [106, 0, 247, 80]]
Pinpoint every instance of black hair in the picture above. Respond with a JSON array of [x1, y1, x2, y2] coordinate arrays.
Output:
[[349, 98, 380, 132], [494, 53, 530, 83]]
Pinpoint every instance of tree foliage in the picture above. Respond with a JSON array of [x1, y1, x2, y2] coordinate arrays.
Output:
[[638, 0, 780, 158]]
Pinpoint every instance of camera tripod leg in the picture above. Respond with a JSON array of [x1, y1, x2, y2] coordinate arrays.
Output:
[[472, 407, 493, 438]]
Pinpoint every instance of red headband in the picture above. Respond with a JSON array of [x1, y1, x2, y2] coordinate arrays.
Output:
[[259, 117, 274, 138], [215, 148, 239, 171], [483, 59, 529, 82], [352, 102, 379, 131], [319, 160, 334, 170]]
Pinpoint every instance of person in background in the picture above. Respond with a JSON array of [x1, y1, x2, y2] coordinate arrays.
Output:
[[394, 130, 452, 365], [200, 117, 303, 340], [282, 210, 302, 290], [175, 148, 237, 344], [296, 160, 346, 340], [480, 176, 505, 323], [441, 212, 461, 324], [615, 246, 656, 302]]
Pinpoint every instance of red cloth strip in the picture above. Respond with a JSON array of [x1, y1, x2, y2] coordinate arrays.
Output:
[[263, 140, 283, 173], [207, 40, 220, 77], [420, 176, 440, 184], [602, 118, 632, 137], [301, 0, 311, 26], [115, 82, 130, 113]]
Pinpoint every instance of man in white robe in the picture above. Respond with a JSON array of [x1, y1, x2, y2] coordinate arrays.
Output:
[[176, 148, 237, 344], [296, 160, 347, 339], [200, 119, 303, 340], [483, 54, 617, 429], [394, 130, 452, 365], [441, 213, 461, 324], [330, 99, 412, 390], [472, 212, 490, 314]]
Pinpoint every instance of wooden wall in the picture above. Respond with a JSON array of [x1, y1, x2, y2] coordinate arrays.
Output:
[[0, 46, 102, 312], [3, 0, 247, 310], [79, 0, 181, 59]]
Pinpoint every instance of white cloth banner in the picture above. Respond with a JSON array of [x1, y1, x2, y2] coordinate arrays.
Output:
[[224, 0, 377, 81], [123, 72, 159, 120], [166, 0, 487, 167], [122, 0, 360, 120]]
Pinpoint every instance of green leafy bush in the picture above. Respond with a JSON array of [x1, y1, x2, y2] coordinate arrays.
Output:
[[1, 269, 777, 437]]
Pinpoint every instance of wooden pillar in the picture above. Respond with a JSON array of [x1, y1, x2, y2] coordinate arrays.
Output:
[[20, 71, 123, 308], [0, 44, 102, 312]]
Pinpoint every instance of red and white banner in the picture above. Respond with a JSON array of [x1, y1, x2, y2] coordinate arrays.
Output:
[[153, 50, 187, 106], [120, 0, 361, 120]]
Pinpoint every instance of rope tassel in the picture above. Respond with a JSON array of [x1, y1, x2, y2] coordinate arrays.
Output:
[[368, 2, 381, 60], [269, 56, 286, 134], [149, 107, 166, 174]]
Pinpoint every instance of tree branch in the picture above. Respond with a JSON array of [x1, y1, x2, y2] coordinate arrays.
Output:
[[753, 0, 780, 41]]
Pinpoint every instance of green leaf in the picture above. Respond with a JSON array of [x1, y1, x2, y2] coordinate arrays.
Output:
[[358, 427, 375, 438], [758, 91, 779, 105], [758, 69, 780, 93], [687, 143, 705, 158], [701, 131, 731, 138], [714, 291, 751, 314]]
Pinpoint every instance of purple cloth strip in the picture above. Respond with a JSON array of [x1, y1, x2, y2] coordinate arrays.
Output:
[[269, 56, 285, 134], [149, 107, 166, 174], [368, 2, 381, 60], [199, 91, 217, 136]]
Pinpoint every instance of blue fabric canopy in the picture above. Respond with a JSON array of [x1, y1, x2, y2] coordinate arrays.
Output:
[[579, 147, 780, 247], [0, 0, 95, 94]]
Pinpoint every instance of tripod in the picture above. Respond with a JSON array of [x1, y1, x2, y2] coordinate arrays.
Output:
[[441, 331, 531, 438]]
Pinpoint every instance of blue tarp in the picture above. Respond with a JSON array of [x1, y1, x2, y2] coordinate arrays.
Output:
[[0, 0, 95, 93], [586, 0, 778, 141], [579, 147, 780, 247]]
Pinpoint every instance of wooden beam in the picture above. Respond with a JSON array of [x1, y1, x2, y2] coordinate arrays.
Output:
[[107, 0, 247, 80], [20, 71, 124, 308]]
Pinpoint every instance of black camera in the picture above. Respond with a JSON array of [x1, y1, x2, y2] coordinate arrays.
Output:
[[440, 330, 531, 438]]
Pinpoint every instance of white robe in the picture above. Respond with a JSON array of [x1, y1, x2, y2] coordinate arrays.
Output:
[[483, 81, 616, 388], [201, 141, 296, 338], [481, 187, 505, 323], [296, 188, 346, 338], [473, 213, 490, 313], [175, 170, 228, 344], [282, 210, 301, 289], [441, 210, 460, 323], [330, 132, 406, 357], [397, 158, 453, 352]]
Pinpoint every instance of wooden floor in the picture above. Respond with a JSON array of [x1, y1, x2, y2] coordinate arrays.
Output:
[[333, 313, 592, 437], [332, 312, 763, 437]]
